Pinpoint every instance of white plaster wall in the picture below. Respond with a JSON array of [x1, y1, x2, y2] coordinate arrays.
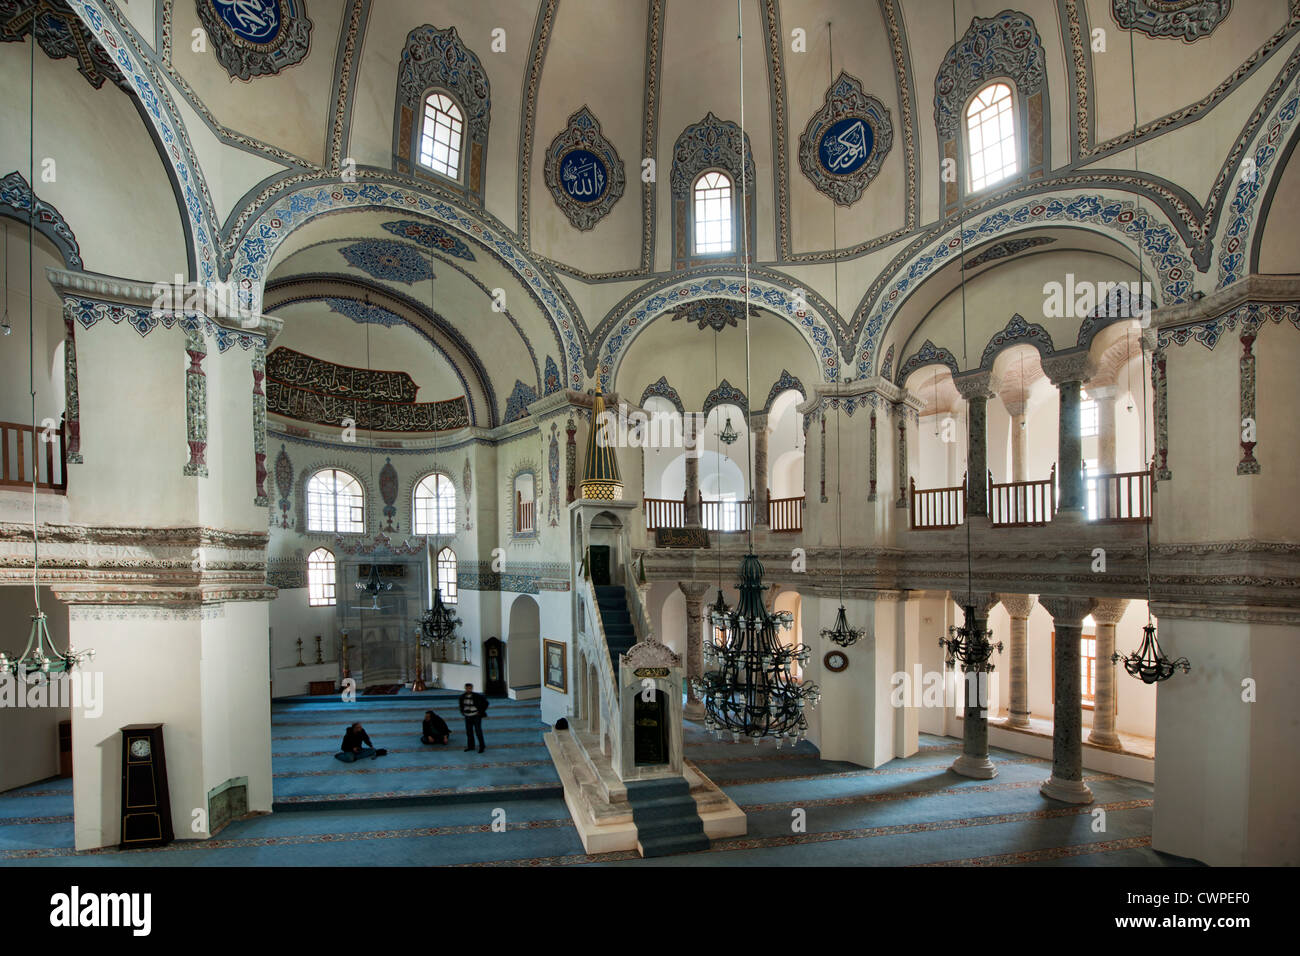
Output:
[[0, 586, 70, 792]]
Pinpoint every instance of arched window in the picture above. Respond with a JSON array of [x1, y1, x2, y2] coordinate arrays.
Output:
[[413, 473, 456, 535], [693, 171, 733, 255], [306, 469, 365, 533], [419, 92, 464, 180], [307, 547, 336, 607], [514, 472, 536, 534], [436, 547, 458, 603], [965, 82, 1017, 192]]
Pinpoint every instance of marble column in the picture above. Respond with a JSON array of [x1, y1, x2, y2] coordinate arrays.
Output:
[[683, 415, 701, 527], [752, 413, 769, 527], [950, 593, 1002, 779], [1092, 385, 1118, 475], [1042, 353, 1096, 521], [954, 372, 993, 518], [1004, 399, 1028, 483], [999, 592, 1036, 728], [679, 582, 710, 719], [894, 404, 909, 509], [1038, 595, 1095, 804], [1087, 597, 1129, 749]]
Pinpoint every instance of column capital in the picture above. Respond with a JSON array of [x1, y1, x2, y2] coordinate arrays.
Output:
[[997, 592, 1038, 619], [678, 581, 711, 604], [1039, 594, 1093, 625], [955, 591, 999, 616], [952, 370, 994, 401], [1041, 350, 1097, 387], [1088, 597, 1130, 626], [1087, 384, 1119, 402], [1001, 399, 1027, 418]]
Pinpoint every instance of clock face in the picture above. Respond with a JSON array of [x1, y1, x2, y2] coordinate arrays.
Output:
[[824, 651, 849, 673], [129, 738, 151, 759]]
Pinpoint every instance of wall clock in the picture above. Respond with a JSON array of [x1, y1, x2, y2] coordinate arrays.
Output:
[[824, 650, 849, 673]]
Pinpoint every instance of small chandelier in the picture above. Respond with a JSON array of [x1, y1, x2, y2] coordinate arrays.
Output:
[[821, 604, 863, 648], [718, 415, 739, 446], [1113, 622, 1188, 684], [939, 605, 1003, 673], [0, 613, 94, 683], [708, 587, 732, 621], [354, 563, 393, 611], [693, 553, 821, 746], [419, 586, 462, 652]]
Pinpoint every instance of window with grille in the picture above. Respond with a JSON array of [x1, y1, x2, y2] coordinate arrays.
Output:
[[414, 473, 456, 535], [436, 547, 457, 603], [307, 547, 336, 607], [693, 171, 733, 255], [306, 469, 364, 534], [419, 92, 464, 180], [965, 83, 1018, 192]]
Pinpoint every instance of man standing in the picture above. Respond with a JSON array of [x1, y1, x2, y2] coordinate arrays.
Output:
[[459, 683, 489, 753]]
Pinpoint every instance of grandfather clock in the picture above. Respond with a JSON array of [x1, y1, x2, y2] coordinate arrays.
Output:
[[119, 724, 174, 848]]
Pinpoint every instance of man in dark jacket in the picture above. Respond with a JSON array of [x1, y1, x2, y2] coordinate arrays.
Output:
[[335, 723, 387, 762], [421, 710, 451, 745], [459, 683, 489, 753]]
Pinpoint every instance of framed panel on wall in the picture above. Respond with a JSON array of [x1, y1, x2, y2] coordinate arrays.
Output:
[[544, 639, 567, 693]]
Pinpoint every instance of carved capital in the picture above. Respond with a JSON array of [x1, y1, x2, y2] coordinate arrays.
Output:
[[623, 640, 681, 670], [1038, 594, 1093, 625], [955, 590, 999, 616], [952, 370, 994, 401], [678, 581, 711, 606], [1088, 597, 1130, 626], [997, 592, 1038, 619], [1041, 350, 1097, 387]]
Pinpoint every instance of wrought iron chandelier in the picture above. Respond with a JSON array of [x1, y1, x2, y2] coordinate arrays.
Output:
[[2, 40, 92, 682], [692, 5, 820, 747], [821, 603, 863, 648], [718, 414, 739, 446], [1113, 622, 1188, 684], [939, 605, 1003, 673], [695, 554, 821, 745], [353, 562, 393, 611], [419, 585, 462, 655], [1111, 20, 1188, 685]]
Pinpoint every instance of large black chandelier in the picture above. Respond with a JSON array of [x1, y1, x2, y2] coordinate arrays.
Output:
[[939, 604, 1003, 673], [1113, 623, 1188, 684], [694, 554, 821, 746], [419, 586, 462, 654]]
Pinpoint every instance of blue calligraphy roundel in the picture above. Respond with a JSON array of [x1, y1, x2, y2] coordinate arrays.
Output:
[[559, 149, 609, 204], [818, 116, 874, 176], [211, 0, 283, 45]]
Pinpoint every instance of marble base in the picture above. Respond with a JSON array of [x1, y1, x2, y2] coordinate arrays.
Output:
[[1040, 774, 1095, 804], [1086, 730, 1122, 750], [950, 753, 998, 779], [683, 701, 706, 721]]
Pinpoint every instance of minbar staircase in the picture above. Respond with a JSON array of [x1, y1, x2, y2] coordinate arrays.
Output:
[[595, 585, 636, 670], [625, 777, 711, 857]]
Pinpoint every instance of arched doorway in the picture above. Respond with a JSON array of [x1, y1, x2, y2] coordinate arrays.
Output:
[[506, 594, 541, 699]]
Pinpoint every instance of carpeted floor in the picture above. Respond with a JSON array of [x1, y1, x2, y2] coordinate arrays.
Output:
[[0, 692, 1200, 866]]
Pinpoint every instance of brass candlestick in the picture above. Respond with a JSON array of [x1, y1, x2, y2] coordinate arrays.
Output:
[[295, 637, 304, 667], [412, 629, 427, 692], [314, 635, 323, 665]]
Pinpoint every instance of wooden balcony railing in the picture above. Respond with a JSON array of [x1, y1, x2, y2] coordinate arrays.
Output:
[[516, 494, 535, 533], [989, 464, 1056, 527], [768, 496, 803, 532], [1091, 464, 1153, 523], [0, 420, 67, 493], [910, 474, 965, 530], [643, 494, 805, 532]]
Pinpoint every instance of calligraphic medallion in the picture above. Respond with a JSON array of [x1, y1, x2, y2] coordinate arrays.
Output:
[[196, 0, 313, 81], [798, 71, 893, 206], [544, 107, 625, 231]]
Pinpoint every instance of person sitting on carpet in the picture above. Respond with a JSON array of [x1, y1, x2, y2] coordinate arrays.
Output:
[[421, 710, 451, 745], [334, 722, 388, 762]]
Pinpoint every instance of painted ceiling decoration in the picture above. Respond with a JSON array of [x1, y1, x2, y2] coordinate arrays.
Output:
[[763, 369, 805, 412], [934, 11, 1046, 139], [895, 339, 960, 386], [0, 170, 82, 269], [670, 112, 756, 199], [669, 297, 761, 332], [964, 235, 1056, 269], [0, 0, 128, 91], [640, 376, 684, 415], [381, 219, 476, 262], [265, 346, 469, 433], [799, 72, 894, 206], [1112, 0, 1233, 42], [504, 380, 538, 424], [195, 0, 313, 81], [544, 106, 626, 231], [979, 313, 1055, 369], [339, 239, 435, 284], [543, 356, 562, 395], [323, 296, 404, 328], [702, 379, 747, 417], [394, 24, 490, 197]]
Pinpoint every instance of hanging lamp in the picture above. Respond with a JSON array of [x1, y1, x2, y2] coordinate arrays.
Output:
[[817, 23, 863, 650], [1112, 12, 1188, 683], [718, 414, 739, 446], [692, 0, 820, 745], [1, 33, 93, 682]]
